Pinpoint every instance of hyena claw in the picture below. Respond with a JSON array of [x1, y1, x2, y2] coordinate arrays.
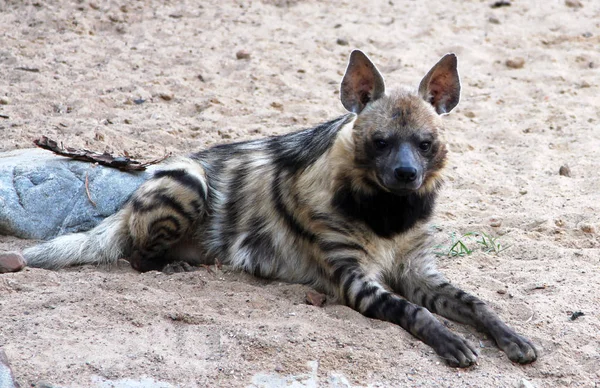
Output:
[[427, 326, 478, 367], [162, 261, 197, 275], [496, 330, 538, 364]]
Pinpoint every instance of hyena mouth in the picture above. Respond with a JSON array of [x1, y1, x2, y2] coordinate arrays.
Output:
[[378, 171, 424, 196]]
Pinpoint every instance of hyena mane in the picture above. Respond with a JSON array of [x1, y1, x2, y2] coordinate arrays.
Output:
[[23, 50, 537, 368]]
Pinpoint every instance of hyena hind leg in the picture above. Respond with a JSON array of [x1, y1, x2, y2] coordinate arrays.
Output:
[[126, 160, 208, 272], [395, 268, 538, 364]]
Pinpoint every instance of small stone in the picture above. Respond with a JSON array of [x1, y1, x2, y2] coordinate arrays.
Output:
[[0, 96, 10, 105], [577, 81, 591, 89], [336, 38, 349, 46], [518, 378, 535, 388], [0, 252, 26, 273], [565, 0, 583, 8], [490, 0, 511, 8], [274, 365, 284, 372], [236, 50, 251, 60], [488, 16, 501, 24], [579, 223, 596, 234], [489, 217, 502, 227], [569, 311, 585, 321], [159, 92, 173, 101], [464, 111, 476, 118], [558, 164, 571, 177], [305, 290, 327, 307], [506, 57, 525, 69], [37, 382, 60, 388], [217, 129, 232, 139], [270, 101, 283, 110], [497, 289, 507, 294]]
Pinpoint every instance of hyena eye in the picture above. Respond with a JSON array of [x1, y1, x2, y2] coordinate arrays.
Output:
[[419, 141, 432, 152], [373, 139, 388, 150]]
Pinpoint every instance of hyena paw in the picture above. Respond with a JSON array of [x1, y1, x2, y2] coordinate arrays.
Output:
[[162, 261, 197, 274], [431, 331, 478, 368], [497, 331, 538, 364]]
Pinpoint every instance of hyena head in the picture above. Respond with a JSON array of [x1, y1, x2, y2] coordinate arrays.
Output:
[[340, 50, 460, 197]]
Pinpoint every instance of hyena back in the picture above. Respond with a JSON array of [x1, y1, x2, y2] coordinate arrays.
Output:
[[24, 50, 537, 367]]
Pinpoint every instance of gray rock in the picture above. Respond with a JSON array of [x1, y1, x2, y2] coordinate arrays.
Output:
[[0, 348, 18, 388], [518, 378, 535, 388], [0, 149, 150, 240]]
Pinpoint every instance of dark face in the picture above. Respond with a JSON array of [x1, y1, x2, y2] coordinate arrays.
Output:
[[353, 92, 448, 196]]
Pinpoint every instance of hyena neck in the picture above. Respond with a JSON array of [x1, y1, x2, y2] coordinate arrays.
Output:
[[331, 183, 437, 238]]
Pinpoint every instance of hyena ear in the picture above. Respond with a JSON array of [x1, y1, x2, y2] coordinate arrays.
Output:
[[418, 53, 461, 115], [340, 50, 386, 114]]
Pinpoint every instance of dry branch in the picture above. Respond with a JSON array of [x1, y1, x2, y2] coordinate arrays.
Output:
[[33, 136, 170, 171]]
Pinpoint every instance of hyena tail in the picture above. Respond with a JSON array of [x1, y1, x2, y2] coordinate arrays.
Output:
[[23, 157, 209, 270], [23, 210, 132, 269]]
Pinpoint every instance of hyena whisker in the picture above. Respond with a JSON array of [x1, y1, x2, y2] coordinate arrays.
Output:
[[22, 50, 537, 367]]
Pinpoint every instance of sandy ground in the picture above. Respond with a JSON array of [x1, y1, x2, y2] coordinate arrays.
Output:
[[1, 0, 600, 387]]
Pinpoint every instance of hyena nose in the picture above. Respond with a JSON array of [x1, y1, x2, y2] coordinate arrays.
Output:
[[394, 167, 418, 182]]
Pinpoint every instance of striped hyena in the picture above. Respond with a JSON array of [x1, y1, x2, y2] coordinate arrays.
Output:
[[24, 50, 537, 367]]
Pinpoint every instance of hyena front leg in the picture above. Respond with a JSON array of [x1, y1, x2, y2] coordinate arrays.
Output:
[[126, 160, 208, 272], [394, 266, 538, 364], [325, 253, 478, 367]]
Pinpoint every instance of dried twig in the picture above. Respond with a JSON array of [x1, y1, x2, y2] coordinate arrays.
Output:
[[15, 66, 40, 73], [84, 172, 97, 207], [34, 136, 170, 171]]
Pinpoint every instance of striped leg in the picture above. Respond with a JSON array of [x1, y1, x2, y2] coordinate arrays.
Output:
[[126, 161, 208, 272], [395, 269, 538, 364], [325, 253, 478, 367]]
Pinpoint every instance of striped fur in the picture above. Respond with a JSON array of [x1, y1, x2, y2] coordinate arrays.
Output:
[[23, 51, 537, 367]]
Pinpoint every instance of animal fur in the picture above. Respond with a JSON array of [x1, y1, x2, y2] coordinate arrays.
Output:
[[24, 50, 537, 367]]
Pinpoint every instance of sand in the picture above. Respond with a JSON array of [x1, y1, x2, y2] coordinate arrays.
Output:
[[1, 0, 599, 387]]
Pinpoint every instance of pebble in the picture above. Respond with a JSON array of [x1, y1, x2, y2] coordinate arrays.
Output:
[[336, 38, 349, 46], [0, 96, 10, 105], [559, 164, 572, 177], [236, 50, 251, 60], [506, 57, 525, 69], [519, 378, 535, 388], [463, 111, 476, 118], [490, 0, 511, 8], [0, 251, 26, 273], [579, 223, 596, 234], [36, 382, 60, 388], [489, 217, 502, 227], [565, 0, 583, 8], [158, 92, 174, 101], [305, 290, 327, 307], [488, 16, 501, 24]]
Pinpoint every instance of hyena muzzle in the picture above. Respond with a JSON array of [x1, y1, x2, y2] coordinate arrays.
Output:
[[23, 50, 537, 367]]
